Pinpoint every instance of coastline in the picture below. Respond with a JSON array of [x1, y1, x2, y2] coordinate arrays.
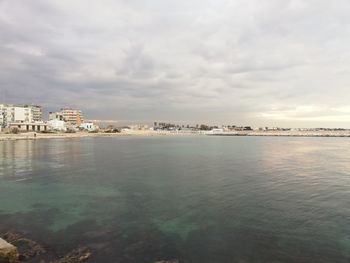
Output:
[[0, 131, 152, 141], [1, 130, 350, 141]]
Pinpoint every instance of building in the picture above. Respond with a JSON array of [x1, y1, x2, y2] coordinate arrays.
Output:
[[210, 128, 224, 134], [129, 124, 149, 130], [61, 108, 83, 126], [0, 104, 5, 129], [49, 108, 84, 126], [0, 104, 33, 127], [24, 105, 42, 122], [49, 111, 64, 121], [48, 119, 67, 132], [79, 122, 98, 132], [0, 104, 44, 127], [8, 122, 48, 132]]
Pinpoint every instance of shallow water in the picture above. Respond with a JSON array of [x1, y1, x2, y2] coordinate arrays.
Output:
[[1, 136, 350, 262]]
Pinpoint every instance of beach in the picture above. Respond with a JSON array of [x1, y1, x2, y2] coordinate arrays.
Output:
[[0, 131, 155, 141], [1, 129, 350, 141]]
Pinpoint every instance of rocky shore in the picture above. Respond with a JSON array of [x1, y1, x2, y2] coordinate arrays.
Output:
[[0, 232, 180, 263], [0, 232, 91, 263]]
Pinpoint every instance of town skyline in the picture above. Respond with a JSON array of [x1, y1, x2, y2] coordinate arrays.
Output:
[[2, 102, 350, 130]]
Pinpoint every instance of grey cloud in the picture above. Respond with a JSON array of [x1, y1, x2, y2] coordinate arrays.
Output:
[[1, 0, 350, 127]]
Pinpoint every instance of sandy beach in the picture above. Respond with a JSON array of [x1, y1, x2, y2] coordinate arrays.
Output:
[[1, 130, 350, 141], [0, 131, 157, 141]]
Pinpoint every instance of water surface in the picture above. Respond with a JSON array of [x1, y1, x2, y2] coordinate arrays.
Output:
[[1, 136, 350, 262]]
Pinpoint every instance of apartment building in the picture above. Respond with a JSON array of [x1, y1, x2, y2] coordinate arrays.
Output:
[[0, 104, 33, 128], [49, 108, 84, 126], [24, 105, 42, 122], [62, 108, 83, 126], [0, 103, 44, 128], [49, 111, 64, 121]]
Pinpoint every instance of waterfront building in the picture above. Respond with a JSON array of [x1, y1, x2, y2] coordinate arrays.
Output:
[[8, 122, 48, 132], [49, 111, 64, 121], [211, 128, 224, 134], [0, 104, 5, 129], [0, 104, 33, 128], [0, 103, 43, 129], [61, 108, 84, 126], [49, 108, 84, 126], [61, 108, 83, 126], [23, 104, 42, 122], [79, 122, 99, 132], [129, 124, 149, 130], [48, 119, 67, 132]]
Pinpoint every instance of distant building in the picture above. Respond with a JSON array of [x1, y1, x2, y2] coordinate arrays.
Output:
[[129, 124, 149, 130], [79, 122, 98, 132], [61, 108, 83, 126], [0, 104, 35, 128], [21, 104, 42, 122], [49, 108, 84, 126], [49, 111, 64, 121], [211, 128, 224, 134], [48, 119, 67, 132], [8, 122, 48, 132], [121, 127, 131, 132]]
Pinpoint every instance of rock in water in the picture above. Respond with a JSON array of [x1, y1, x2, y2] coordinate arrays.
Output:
[[51, 247, 92, 263], [154, 260, 179, 263], [0, 238, 19, 263], [2, 232, 46, 261]]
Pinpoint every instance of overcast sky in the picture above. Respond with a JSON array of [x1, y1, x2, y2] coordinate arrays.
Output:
[[1, 0, 350, 127]]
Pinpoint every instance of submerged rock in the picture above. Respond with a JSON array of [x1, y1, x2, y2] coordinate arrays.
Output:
[[51, 247, 91, 263], [0, 238, 19, 263], [154, 260, 179, 263]]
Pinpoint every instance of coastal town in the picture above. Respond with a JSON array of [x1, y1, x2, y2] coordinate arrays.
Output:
[[1, 103, 350, 139]]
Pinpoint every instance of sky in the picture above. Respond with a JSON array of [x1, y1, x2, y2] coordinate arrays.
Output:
[[1, 0, 350, 128]]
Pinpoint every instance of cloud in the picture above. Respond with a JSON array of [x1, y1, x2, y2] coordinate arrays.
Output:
[[1, 0, 350, 127]]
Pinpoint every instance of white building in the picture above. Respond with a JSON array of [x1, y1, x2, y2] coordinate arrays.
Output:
[[210, 128, 224, 134], [48, 119, 67, 132], [23, 104, 42, 122], [79, 122, 98, 132], [0, 104, 33, 128], [0, 104, 45, 132]]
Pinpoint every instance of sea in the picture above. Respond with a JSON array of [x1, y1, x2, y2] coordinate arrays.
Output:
[[0, 136, 350, 262]]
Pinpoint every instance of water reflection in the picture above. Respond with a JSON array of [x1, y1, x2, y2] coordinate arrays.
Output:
[[0, 140, 34, 178], [0, 139, 96, 180], [260, 138, 350, 176]]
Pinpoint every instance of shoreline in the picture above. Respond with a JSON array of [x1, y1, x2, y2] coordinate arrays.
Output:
[[1, 130, 350, 141], [0, 131, 149, 141]]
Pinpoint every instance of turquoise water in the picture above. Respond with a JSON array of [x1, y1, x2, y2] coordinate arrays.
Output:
[[1, 136, 350, 262]]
